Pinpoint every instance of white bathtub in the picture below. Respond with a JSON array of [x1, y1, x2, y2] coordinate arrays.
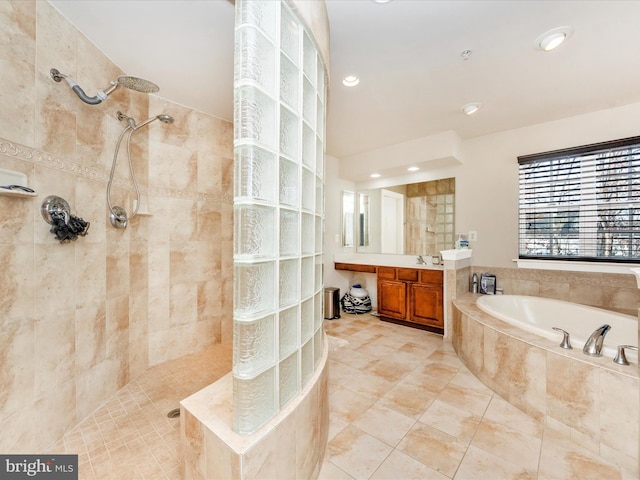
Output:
[[476, 295, 638, 361]]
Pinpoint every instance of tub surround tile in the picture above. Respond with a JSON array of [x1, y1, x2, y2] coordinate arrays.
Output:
[[483, 394, 543, 437], [453, 296, 639, 476], [472, 265, 640, 313], [599, 370, 639, 460], [546, 352, 600, 440], [538, 428, 623, 480]]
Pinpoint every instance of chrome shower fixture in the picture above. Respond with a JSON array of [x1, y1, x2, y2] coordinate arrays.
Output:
[[107, 111, 174, 229], [116, 111, 175, 130], [50, 68, 159, 105]]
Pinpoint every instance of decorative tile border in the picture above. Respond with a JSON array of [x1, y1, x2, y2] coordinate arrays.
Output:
[[0, 137, 232, 203]]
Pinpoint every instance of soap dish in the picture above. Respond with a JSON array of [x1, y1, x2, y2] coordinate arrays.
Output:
[[0, 168, 36, 197]]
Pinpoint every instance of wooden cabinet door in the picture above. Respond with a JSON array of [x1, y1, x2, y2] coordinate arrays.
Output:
[[377, 279, 407, 320], [409, 283, 443, 328]]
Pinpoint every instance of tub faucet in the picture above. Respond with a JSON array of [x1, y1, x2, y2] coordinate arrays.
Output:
[[582, 324, 611, 356], [416, 255, 426, 265]]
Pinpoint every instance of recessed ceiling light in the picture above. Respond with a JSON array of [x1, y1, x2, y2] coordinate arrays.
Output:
[[372, 0, 392, 3], [342, 75, 360, 87], [462, 103, 482, 115], [535, 26, 574, 52], [370, 173, 381, 178], [408, 166, 420, 172]]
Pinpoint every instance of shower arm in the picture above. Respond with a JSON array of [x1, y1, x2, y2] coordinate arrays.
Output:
[[50, 69, 115, 105]]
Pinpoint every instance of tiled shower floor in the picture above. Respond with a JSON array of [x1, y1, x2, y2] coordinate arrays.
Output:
[[55, 343, 233, 480], [55, 315, 633, 479]]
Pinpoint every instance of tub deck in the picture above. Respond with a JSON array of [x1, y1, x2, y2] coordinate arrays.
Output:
[[453, 293, 638, 475]]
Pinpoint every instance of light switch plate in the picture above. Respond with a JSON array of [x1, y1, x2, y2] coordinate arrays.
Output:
[[468, 231, 477, 241]]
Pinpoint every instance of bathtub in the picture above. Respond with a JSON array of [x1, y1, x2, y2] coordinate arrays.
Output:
[[476, 295, 637, 361], [452, 295, 639, 473]]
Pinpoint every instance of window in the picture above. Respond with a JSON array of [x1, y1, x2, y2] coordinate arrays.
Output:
[[518, 136, 640, 263]]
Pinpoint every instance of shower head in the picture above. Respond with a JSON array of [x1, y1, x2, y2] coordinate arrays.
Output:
[[50, 68, 160, 105], [157, 114, 175, 124], [116, 76, 159, 94], [131, 114, 175, 130]]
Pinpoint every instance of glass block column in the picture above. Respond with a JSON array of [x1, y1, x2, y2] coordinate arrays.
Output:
[[233, 0, 326, 435]]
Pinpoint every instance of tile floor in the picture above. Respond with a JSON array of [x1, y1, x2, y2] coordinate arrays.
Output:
[[54, 314, 634, 479], [320, 313, 635, 480], [55, 343, 232, 480]]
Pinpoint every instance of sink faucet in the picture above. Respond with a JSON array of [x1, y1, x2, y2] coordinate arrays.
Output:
[[416, 255, 426, 265], [582, 324, 611, 356]]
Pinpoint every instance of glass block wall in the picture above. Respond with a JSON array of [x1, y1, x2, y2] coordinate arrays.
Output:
[[232, 0, 326, 435]]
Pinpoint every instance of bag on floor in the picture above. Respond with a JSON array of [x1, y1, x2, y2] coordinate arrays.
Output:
[[340, 292, 372, 314]]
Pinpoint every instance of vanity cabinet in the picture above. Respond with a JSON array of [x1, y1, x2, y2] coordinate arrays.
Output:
[[377, 267, 443, 331]]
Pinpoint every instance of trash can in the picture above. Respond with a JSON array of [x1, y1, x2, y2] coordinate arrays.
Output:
[[324, 287, 340, 319]]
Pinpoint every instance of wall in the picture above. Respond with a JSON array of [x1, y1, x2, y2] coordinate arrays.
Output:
[[327, 103, 640, 298], [456, 102, 640, 268], [0, 0, 232, 453]]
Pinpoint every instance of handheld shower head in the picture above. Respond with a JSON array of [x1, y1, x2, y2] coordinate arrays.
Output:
[[50, 68, 160, 105], [157, 114, 175, 124], [134, 114, 175, 130]]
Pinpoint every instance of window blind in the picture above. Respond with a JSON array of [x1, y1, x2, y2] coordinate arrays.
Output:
[[518, 136, 640, 262]]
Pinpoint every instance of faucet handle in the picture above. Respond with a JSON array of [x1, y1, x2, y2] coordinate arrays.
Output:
[[552, 327, 572, 349], [613, 345, 638, 366]]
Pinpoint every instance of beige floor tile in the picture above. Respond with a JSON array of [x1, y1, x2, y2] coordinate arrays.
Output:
[[454, 445, 536, 480], [397, 422, 468, 477], [370, 449, 449, 480], [330, 347, 375, 370], [318, 460, 356, 480], [449, 367, 495, 396], [329, 386, 378, 424], [52, 313, 629, 479], [427, 348, 464, 369], [342, 369, 397, 399], [328, 359, 363, 388], [363, 355, 421, 382], [328, 415, 350, 442], [471, 418, 541, 472], [401, 362, 459, 395], [436, 383, 492, 417], [352, 403, 417, 447], [327, 425, 394, 480], [378, 381, 436, 419], [419, 399, 481, 443]]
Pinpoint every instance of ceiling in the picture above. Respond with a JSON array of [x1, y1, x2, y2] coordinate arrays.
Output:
[[49, 0, 640, 164]]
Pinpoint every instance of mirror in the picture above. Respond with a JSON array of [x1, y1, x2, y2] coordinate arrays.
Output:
[[358, 192, 369, 247], [356, 178, 455, 256], [342, 190, 355, 247]]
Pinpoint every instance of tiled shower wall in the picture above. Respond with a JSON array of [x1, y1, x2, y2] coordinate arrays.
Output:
[[0, 0, 232, 453]]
